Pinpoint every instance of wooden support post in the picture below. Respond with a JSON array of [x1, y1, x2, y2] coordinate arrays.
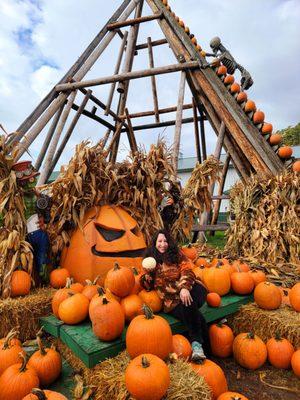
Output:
[[199, 108, 207, 161], [48, 90, 92, 178], [124, 108, 138, 152], [34, 106, 64, 171], [147, 37, 160, 123], [105, 30, 129, 116], [100, 129, 112, 149], [210, 154, 231, 236], [128, 103, 193, 118], [136, 38, 168, 50], [37, 90, 77, 185], [14, 0, 140, 158], [107, 12, 162, 30], [192, 98, 201, 163], [214, 121, 226, 160], [121, 116, 201, 132], [71, 103, 115, 130], [106, 121, 126, 154], [172, 70, 186, 173], [9, 0, 133, 144]]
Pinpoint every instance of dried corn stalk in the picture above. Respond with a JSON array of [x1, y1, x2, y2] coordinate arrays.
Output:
[[0, 134, 34, 298], [226, 170, 300, 281]]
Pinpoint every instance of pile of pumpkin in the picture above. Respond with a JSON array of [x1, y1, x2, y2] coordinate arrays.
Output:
[[160, 0, 300, 173], [0, 328, 67, 399]]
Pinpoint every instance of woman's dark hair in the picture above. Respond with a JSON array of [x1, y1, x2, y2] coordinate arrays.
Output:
[[144, 229, 184, 265]]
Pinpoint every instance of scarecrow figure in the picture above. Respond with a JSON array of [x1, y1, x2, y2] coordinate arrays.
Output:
[[205, 36, 253, 91], [12, 161, 52, 283], [160, 180, 183, 231]]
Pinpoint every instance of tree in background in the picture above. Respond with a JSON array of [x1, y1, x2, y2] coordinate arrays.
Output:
[[276, 123, 300, 146]]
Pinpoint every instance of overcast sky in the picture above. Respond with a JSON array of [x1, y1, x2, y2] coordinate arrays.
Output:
[[0, 0, 299, 168]]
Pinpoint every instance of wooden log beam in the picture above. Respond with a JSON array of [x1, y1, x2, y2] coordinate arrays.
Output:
[[120, 116, 201, 132], [128, 103, 193, 118], [55, 61, 199, 91], [124, 108, 138, 152], [10, 0, 133, 143], [192, 98, 201, 163], [147, 37, 160, 123], [199, 109, 207, 161], [71, 103, 115, 130], [136, 38, 168, 50], [172, 70, 186, 172], [107, 12, 163, 30], [192, 224, 229, 232]]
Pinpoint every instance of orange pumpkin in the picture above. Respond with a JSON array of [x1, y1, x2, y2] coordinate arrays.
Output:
[[91, 297, 125, 341], [278, 146, 293, 159], [195, 257, 208, 268], [120, 294, 143, 322], [69, 280, 84, 293], [191, 36, 198, 46], [172, 334, 192, 360], [202, 266, 231, 296], [0, 353, 39, 400], [224, 75, 234, 85], [209, 322, 234, 358], [138, 289, 163, 313], [266, 334, 294, 369], [292, 160, 300, 172], [291, 349, 300, 377], [50, 267, 70, 289], [252, 110, 265, 125], [230, 82, 240, 94], [254, 282, 281, 310], [207, 292, 221, 307], [81, 277, 100, 301], [51, 279, 75, 318], [58, 293, 89, 324], [269, 134, 282, 146], [233, 332, 267, 370], [0, 330, 26, 376], [10, 269, 31, 297], [190, 359, 228, 399], [248, 270, 266, 286], [217, 392, 249, 400], [105, 262, 135, 298], [28, 334, 62, 386], [89, 287, 119, 318], [217, 65, 227, 76], [126, 305, 173, 360], [60, 205, 146, 285], [125, 354, 170, 400], [230, 271, 254, 295], [0, 328, 21, 348], [236, 91, 247, 104], [129, 267, 142, 295], [244, 100, 256, 113], [196, 44, 202, 52], [289, 282, 300, 311], [22, 388, 68, 400], [181, 244, 197, 261], [261, 122, 273, 135]]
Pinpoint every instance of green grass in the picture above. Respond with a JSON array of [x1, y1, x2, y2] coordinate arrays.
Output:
[[205, 231, 226, 250]]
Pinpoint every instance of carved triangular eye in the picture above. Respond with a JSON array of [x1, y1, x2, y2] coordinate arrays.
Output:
[[95, 224, 125, 242]]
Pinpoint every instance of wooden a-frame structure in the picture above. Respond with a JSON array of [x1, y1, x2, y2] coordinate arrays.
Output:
[[8, 0, 286, 232]]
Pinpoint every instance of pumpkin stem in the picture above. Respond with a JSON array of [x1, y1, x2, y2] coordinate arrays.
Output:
[[143, 304, 154, 319], [19, 352, 28, 373], [113, 262, 120, 270], [93, 275, 100, 285], [97, 287, 105, 296], [132, 267, 139, 276], [36, 334, 47, 356], [31, 389, 47, 400], [85, 279, 93, 286], [102, 297, 109, 305], [274, 331, 282, 341], [65, 277, 72, 288], [2, 328, 19, 349], [247, 332, 255, 340], [141, 356, 150, 368]]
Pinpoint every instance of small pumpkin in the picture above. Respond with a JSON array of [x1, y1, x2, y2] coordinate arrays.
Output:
[[129, 267, 142, 294], [58, 292, 89, 325], [0, 353, 39, 400], [209, 322, 234, 358], [125, 354, 170, 400], [269, 134, 282, 146], [244, 100, 256, 113], [252, 110, 265, 125], [248, 270, 266, 286], [0, 329, 26, 376], [289, 282, 300, 312], [138, 289, 163, 313], [28, 331, 62, 386], [233, 332, 267, 370], [178, 19, 185, 28], [261, 122, 273, 135], [126, 305, 173, 360], [266, 333, 294, 369], [181, 244, 197, 261], [50, 267, 70, 289], [104, 262, 135, 298], [0, 328, 21, 348], [236, 91, 247, 104], [217, 65, 227, 76], [81, 277, 100, 300], [202, 266, 231, 296], [254, 282, 281, 310], [172, 334, 192, 360], [291, 349, 300, 378], [230, 270, 254, 295], [195, 257, 208, 268], [69, 279, 84, 293], [230, 82, 240, 94], [207, 292, 221, 307], [190, 359, 228, 399], [22, 388, 68, 400], [91, 297, 125, 341], [191, 36, 198, 46], [224, 75, 234, 85], [120, 294, 143, 322], [217, 392, 249, 400], [196, 44, 202, 52], [292, 160, 300, 172], [89, 287, 119, 319], [51, 278, 75, 318], [278, 146, 293, 159], [10, 269, 31, 297], [142, 257, 157, 271]]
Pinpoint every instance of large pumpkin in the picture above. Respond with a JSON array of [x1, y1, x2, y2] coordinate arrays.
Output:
[[61, 205, 146, 285]]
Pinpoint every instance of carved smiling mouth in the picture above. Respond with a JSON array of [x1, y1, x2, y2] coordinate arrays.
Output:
[[91, 246, 145, 258]]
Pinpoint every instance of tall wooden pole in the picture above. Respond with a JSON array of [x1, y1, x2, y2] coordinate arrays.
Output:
[[199, 108, 207, 161], [34, 106, 64, 171], [172, 70, 186, 173], [37, 91, 77, 185], [124, 108, 138, 152], [147, 37, 160, 123], [192, 98, 201, 163]]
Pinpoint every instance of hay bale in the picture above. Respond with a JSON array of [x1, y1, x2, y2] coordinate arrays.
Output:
[[55, 340, 212, 400], [228, 303, 300, 348], [0, 287, 55, 341]]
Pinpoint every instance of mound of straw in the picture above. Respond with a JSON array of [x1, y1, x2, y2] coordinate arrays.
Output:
[[228, 303, 300, 348], [55, 341, 212, 400], [225, 171, 300, 284], [0, 287, 55, 341]]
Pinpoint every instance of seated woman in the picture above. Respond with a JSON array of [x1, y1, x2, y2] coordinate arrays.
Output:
[[140, 229, 209, 362]]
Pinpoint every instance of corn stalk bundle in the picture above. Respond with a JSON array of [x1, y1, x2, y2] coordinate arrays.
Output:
[[172, 156, 222, 241], [226, 171, 300, 282], [0, 134, 33, 298]]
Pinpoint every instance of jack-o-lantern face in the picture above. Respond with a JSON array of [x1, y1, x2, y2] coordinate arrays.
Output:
[[60, 205, 146, 285]]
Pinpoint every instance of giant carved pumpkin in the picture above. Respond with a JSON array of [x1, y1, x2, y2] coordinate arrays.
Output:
[[61, 205, 146, 285]]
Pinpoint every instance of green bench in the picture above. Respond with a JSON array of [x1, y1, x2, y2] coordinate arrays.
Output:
[[40, 293, 253, 368]]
